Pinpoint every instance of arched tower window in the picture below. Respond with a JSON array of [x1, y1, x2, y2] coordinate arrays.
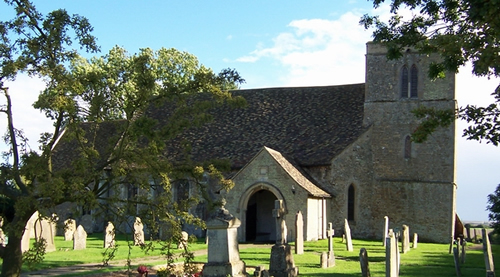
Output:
[[401, 64, 419, 99], [400, 65, 409, 98], [404, 135, 412, 159], [410, 64, 418, 98], [347, 184, 355, 221]]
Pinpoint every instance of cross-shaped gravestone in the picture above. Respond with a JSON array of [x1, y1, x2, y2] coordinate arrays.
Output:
[[327, 222, 334, 252], [272, 200, 287, 245]]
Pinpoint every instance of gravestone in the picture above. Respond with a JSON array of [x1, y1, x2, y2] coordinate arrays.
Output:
[[383, 216, 389, 246], [320, 252, 328, 269], [412, 233, 418, 249], [21, 211, 39, 252], [178, 231, 189, 249], [401, 225, 410, 253], [482, 228, 495, 277], [326, 222, 335, 267], [80, 215, 94, 234], [360, 248, 371, 277], [294, 211, 304, 255], [202, 206, 247, 277], [453, 247, 461, 277], [344, 219, 353, 252], [449, 235, 454, 254], [461, 240, 466, 264], [385, 229, 398, 277], [34, 217, 56, 252], [269, 200, 298, 277], [0, 217, 5, 247], [64, 219, 76, 241], [73, 225, 87, 250], [254, 265, 270, 277], [134, 217, 144, 246], [104, 222, 115, 248]]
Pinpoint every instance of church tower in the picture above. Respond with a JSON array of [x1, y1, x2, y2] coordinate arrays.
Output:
[[362, 42, 457, 243]]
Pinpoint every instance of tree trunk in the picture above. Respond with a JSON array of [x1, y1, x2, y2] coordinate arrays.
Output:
[[1, 232, 23, 277]]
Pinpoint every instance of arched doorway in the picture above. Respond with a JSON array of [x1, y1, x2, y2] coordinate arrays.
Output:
[[245, 189, 278, 242]]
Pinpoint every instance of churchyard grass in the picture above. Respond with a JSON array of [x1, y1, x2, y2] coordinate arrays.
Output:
[[4, 233, 207, 273], [6, 235, 500, 276]]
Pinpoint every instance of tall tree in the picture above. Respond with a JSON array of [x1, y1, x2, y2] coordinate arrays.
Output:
[[360, 0, 500, 145], [0, 1, 244, 276]]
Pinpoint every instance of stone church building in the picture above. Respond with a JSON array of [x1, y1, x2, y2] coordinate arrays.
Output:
[[153, 42, 457, 243], [54, 42, 457, 243]]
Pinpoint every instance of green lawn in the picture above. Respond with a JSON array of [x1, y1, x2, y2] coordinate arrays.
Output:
[[6, 234, 500, 276]]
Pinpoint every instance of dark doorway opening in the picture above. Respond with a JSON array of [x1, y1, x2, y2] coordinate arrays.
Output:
[[245, 189, 277, 242]]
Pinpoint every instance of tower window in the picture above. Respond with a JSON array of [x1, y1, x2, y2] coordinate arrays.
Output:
[[400, 64, 418, 98], [347, 184, 355, 221], [404, 135, 412, 159]]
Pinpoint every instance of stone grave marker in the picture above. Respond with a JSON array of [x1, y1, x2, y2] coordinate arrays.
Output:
[[320, 252, 328, 269], [383, 216, 389, 246], [449, 235, 454, 254], [482, 228, 495, 276], [385, 229, 398, 277], [134, 217, 144, 246], [344, 218, 353, 252], [269, 200, 298, 277], [104, 222, 115, 248], [453, 247, 461, 277], [73, 225, 87, 250], [178, 231, 189, 249], [64, 219, 76, 241], [401, 225, 410, 253], [0, 217, 5, 247], [202, 206, 247, 277], [34, 217, 56, 252], [412, 233, 418, 249], [461, 240, 466, 264], [80, 214, 94, 234], [294, 211, 304, 255], [326, 222, 335, 267], [360, 248, 371, 277]]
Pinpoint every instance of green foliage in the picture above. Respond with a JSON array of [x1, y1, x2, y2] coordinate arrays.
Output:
[[0, 0, 245, 275], [487, 184, 500, 234], [362, 0, 500, 145]]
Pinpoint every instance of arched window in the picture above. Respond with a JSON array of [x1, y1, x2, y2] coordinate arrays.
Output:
[[410, 64, 418, 98], [400, 65, 409, 98], [347, 185, 355, 221], [404, 135, 412, 159], [401, 64, 418, 99]]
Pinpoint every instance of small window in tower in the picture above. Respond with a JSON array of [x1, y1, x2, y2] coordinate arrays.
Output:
[[347, 184, 355, 221], [400, 65, 409, 98], [404, 135, 412, 159], [410, 64, 418, 98]]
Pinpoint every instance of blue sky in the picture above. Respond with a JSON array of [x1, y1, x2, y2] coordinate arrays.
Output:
[[1, 0, 499, 222]]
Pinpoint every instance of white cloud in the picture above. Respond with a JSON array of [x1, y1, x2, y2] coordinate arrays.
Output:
[[0, 75, 52, 153]]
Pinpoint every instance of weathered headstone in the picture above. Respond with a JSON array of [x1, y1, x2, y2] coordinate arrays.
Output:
[[80, 214, 94, 234], [34, 217, 56, 252], [133, 217, 144, 246], [202, 206, 247, 277], [401, 225, 410, 254], [254, 265, 269, 277], [269, 200, 298, 277], [320, 252, 328, 269], [453, 247, 461, 277], [385, 229, 398, 277], [64, 219, 76, 241], [178, 231, 189, 249], [412, 233, 418, 249], [104, 222, 115, 248], [344, 218, 353, 252], [482, 228, 495, 277], [294, 211, 304, 255], [73, 225, 87, 250], [383, 216, 389, 246], [461, 240, 466, 264], [0, 217, 5, 247], [449, 235, 454, 254], [326, 222, 335, 267], [360, 248, 371, 277]]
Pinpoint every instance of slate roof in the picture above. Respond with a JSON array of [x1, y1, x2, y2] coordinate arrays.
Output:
[[264, 146, 331, 198], [150, 83, 366, 169]]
